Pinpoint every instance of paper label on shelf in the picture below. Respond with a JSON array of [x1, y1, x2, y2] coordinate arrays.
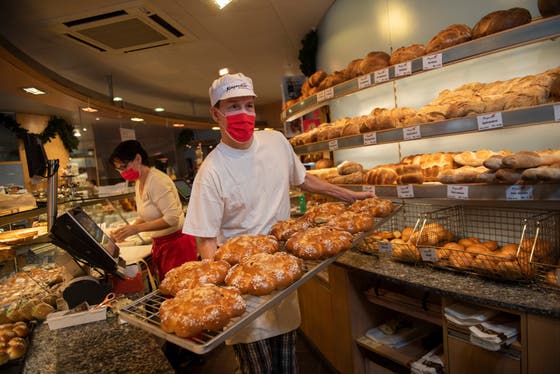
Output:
[[317, 87, 334, 102], [447, 185, 469, 199], [554, 104, 560, 121], [477, 112, 504, 131], [363, 132, 377, 145], [422, 53, 443, 70], [397, 185, 414, 198], [420, 247, 438, 262], [362, 185, 376, 194], [328, 139, 339, 151], [506, 185, 534, 200], [378, 241, 392, 254], [394, 61, 412, 77], [374, 68, 389, 83], [358, 75, 372, 89], [403, 126, 421, 140]]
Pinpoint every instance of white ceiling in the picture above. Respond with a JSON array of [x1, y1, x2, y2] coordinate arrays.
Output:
[[0, 0, 334, 126]]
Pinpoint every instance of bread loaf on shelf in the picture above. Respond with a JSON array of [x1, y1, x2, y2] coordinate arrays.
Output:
[[472, 8, 531, 39], [358, 51, 391, 75], [390, 44, 425, 65], [425, 24, 472, 54], [502, 150, 560, 169], [337, 161, 363, 175], [522, 163, 560, 182]]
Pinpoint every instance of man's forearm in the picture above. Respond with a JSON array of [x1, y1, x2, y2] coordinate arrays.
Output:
[[298, 173, 375, 203], [196, 237, 218, 259]]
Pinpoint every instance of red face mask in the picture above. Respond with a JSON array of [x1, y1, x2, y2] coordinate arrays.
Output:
[[120, 167, 140, 181], [221, 109, 255, 143]]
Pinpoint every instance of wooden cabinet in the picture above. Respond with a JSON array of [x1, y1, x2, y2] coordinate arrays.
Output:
[[447, 336, 520, 374], [526, 314, 560, 373]]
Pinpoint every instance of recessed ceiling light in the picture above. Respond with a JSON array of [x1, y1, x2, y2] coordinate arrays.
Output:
[[82, 128, 87, 131], [215, 0, 232, 9], [211, 126, 220, 130], [131, 117, 144, 122], [22, 87, 46, 95], [219, 68, 229, 76], [73, 129, 81, 137], [95, 117, 100, 120], [81, 107, 98, 113], [154, 107, 165, 112], [113, 97, 123, 102], [172, 123, 185, 127]]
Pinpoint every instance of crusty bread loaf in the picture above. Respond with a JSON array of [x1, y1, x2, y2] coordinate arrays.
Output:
[[308, 70, 327, 87], [425, 24, 472, 54], [324, 210, 374, 234], [522, 163, 560, 182], [285, 226, 353, 260], [472, 8, 531, 39], [215, 234, 279, 265], [159, 284, 246, 338], [358, 51, 390, 75], [159, 259, 231, 296], [453, 149, 503, 167], [344, 59, 363, 80], [401, 152, 457, 182], [225, 252, 303, 296], [394, 164, 424, 184], [269, 218, 314, 241], [495, 168, 523, 184], [303, 202, 347, 224], [390, 44, 425, 65], [539, 0, 560, 17], [363, 166, 399, 185], [337, 161, 363, 175], [315, 158, 333, 169], [437, 166, 492, 184], [342, 118, 360, 137], [349, 198, 394, 217], [330, 171, 364, 184], [502, 150, 560, 169]]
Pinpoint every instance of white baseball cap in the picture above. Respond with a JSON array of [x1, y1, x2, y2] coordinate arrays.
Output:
[[209, 73, 257, 107]]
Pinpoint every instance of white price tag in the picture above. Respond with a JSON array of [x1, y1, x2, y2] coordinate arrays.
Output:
[[328, 139, 339, 151], [317, 87, 334, 102], [358, 75, 372, 89], [554, 104, 560, 121], [506, 185, 534, 200], [403, 126, 421, 140], [394, 61, 412, 77], [420, 247, 439, 262], [447, 185, 469, 199], [397, 185, 414, 198], [362, 185, 376, 194], [363, 132, 377, 145], [378, 241, 392, 254], [374, 68, 389, 83], [422, 53, 443, 70], [477, 112, 504, 131]]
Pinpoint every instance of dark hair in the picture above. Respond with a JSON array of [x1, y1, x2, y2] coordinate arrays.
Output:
[[109, 140, 149, 166]]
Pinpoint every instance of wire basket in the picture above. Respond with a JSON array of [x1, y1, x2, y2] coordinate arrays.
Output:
[[530, 213, 560, 291], [416, 206, 559, 282], [355, 202, 451, 264]]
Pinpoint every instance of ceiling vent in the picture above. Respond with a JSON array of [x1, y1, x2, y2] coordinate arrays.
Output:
[[56, 6, 195, 53]]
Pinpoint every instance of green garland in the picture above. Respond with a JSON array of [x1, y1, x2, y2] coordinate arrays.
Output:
[[0, 113, 79, 152], [298, 29, 318, 77]]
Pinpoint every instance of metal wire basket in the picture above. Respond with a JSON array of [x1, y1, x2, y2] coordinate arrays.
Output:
[[530, 213, 560, 291]]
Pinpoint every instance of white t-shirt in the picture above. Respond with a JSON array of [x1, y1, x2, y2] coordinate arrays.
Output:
[[135, 167, 184, 238], [183, 130, 307, 344]]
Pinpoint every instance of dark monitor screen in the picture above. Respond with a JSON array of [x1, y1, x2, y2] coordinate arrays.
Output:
[[21, 132, 48, 178], [174, 179, 191, 201], [70, 208, 119, 259]]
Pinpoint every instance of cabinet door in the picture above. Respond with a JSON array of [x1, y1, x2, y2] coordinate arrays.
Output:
[[527, 314, 560, 373], [447, 336, 520, 374]]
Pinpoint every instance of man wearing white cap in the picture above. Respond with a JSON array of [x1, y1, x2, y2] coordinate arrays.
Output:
[[183, 73, 374, 373]]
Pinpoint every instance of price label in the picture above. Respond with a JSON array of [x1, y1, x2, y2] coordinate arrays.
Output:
[[447, 185, 469, 199], [374, 68, 389, 83], [378, 241, 392, 254], [422, 53, 443, 70], [394, 61, 412, 77], [363, 132, 377, 145], [420, 247, 439, 262], [362, 185, 376, 194], [554, 104, 560, 121], [358, 75, 372, 89], [403, 126, 421, 140], [317, 87, 334, 102], [477, 112, 504, 131], [506, 185, 534, 200], [328, 139, 339, 151], [397, 185, 414, 198]]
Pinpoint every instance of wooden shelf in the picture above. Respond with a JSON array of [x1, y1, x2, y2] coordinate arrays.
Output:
[[356, 335, 431, 368], [282, 16, 560, 122]]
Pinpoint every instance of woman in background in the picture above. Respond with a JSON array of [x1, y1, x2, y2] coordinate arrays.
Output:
[[109, 140, 197, 282]]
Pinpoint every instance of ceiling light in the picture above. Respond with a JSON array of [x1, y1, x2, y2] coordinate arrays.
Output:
[[215, 0, 232, 9], [172, 123, 185, 127], [131, 117, 144, 122], [211, 126, 220, 130], [95, 117, 100, 120], [82, 128, 87, 131], [113, 97, 123, 102], [154, 107, 165, 112], [73, 129, 81, 137], [219, 68, 229, 76], [81, 106, 98, 113], [22, 87, 46, 95]]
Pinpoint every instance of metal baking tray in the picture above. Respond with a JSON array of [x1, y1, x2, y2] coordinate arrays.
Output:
[[118, 254, 342, 354]]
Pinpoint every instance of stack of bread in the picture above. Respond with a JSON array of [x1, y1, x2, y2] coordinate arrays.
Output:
[[284, 7, 533, 112], [307, 161, 364, 185], [0, 321, 31, 366]]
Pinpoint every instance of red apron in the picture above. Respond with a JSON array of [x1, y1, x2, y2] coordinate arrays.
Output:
[[151, 230, 197, 282]]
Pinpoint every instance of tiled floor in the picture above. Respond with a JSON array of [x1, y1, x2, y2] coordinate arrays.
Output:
[[166, 330, 338, 374]]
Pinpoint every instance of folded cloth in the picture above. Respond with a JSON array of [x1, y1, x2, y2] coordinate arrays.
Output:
[[366, 319, 434, 349], [444, 303, 498, 326], [470, 334, 518, 351], [411, 345, 445, 374], [469, 320, 519, 351]]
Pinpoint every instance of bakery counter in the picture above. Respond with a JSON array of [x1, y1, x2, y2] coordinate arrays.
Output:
[[23, 316, 173, 374], [335, 250, 560, 318]]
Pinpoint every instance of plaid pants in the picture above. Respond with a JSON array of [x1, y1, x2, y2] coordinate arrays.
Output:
[[232, 330, 298, 374]]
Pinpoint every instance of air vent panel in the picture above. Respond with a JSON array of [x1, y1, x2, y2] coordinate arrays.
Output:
[[77, 18, 166, 50]]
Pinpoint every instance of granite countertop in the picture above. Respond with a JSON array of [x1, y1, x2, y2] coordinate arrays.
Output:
[[23, 316, 174, 374], [336, 250, 560, 318]]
